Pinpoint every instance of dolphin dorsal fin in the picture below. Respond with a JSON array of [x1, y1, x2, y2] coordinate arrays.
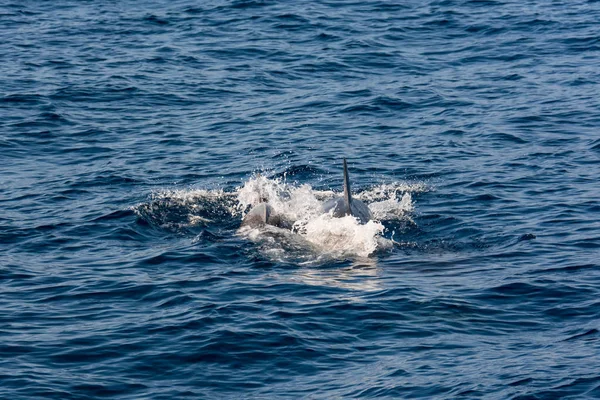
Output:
[[262, 203, 268, 223], [343, 158, 353, 215]]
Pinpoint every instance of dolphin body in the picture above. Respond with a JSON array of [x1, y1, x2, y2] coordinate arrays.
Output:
[[240, 202, 291, 229], [322, 159, 372, 224], [241, 202, 279, 227]]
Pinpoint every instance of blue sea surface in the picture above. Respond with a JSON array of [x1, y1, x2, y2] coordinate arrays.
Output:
[[2, 0, 600, 398]]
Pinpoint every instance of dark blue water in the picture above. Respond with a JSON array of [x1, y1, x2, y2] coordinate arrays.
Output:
[[2, 0, 600, 398]]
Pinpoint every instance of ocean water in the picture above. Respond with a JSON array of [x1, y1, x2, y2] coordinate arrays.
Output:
[[1, 0, 600, 398]]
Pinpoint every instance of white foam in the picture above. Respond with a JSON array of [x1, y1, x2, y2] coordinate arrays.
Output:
[[299, 214, 389, 258], [236, 174, 323, 222], [369, 192, 414, 221]]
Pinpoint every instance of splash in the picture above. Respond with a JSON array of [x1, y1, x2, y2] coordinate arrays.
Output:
[[236, 174, 323, 222], [299, 214, 388, 257], [133, 175, 425, 257], [236, 176, 423, 258]]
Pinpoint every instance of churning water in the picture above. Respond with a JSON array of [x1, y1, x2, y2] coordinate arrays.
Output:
[[1, 0, 600, 398]]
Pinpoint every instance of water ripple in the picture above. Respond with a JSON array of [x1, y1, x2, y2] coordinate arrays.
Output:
[[2, 0, 600, 398]]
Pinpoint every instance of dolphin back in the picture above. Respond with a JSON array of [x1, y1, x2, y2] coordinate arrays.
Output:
[[241, 203, 291, 229], [322, 197, 371, 224], [241, 203, 270, 227]]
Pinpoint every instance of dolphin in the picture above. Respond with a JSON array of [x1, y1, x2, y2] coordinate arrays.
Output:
[[240, 202, 290, 229], [322, 158, 372, 224]]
